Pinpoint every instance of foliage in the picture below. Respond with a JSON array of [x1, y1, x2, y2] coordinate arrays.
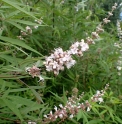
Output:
[[0, 0, 122, 124]]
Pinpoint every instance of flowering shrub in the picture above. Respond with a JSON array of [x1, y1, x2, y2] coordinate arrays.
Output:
[[0, 0, 122, 124]]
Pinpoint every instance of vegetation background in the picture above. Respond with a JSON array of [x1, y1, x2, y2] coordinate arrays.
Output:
[[0, 0, 122, 124]]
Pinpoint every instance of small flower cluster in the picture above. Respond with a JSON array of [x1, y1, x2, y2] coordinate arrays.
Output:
[[34, 18, 43, 29], [17, 18, 43, 40], [60, 0, 65, 4], [43, 48, 76, 75], [100, 3, 117, 27], [43, 40, 90, 75], [116, 58, 122, 76], [115, 55, 122, 75], [25, 65, 44, 81], [88, 3, 117, 41], [91, 90, 105, 104], [17, 26, 32, 40], [115, 20, 122, 75], [28, 121, 36, 124], [116, 20, 122, 41], [68, 39, 89, 56], [112, 3, 118, 11], [102, 3, 117, 24], [115, 57, 122, 75], [42, 84, 109, 124]]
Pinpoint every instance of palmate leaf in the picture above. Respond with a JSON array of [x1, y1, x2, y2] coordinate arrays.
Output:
[[20, 104, 44, 115], [2, 86, 45, 103], [77, 110, 89, 123], [0, 54, 22, 64], [0, 79, 20, 88], [3, 86, 45, 96], [87, 119, 103, 124], [77, 109, 82, 121], [0, 36, 42, 55], [50, 91, 66, 104], [2, 98, 23, 121], [5, 96, 45, 115], [7, 95, 42, 107]]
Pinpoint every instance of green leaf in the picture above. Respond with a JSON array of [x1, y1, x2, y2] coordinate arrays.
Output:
[[77, 110, 89, 123], [115, 116, 122, 124], [10, 19, 46, 26], [50, 91, 65, 103], [0, 74, 29, 79], [0, 36, 42, 55], [30, 88, 44, 103], [88, 119, 103, 124], [6, 21, 26, 31], [69, 118, 79, 124], [5, 10, 20, 18], [99, 110, 107, 116], [0, 50, 14, 55], [0, 54, 22, 64], [77, 109, 82, 121], [3, 88, 29, 97], [20, 104, 44, 115], [0, 79, 20, 88], [7, 96, 38, 106], [2, 98, 23, 121], [92, 107, 100, 115], [82, 111, 89, 123], [105, 106, 115, 121], [2, 0, 37, 19]]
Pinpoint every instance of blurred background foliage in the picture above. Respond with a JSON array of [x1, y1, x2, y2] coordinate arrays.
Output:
[[0, 0, 122, 123]]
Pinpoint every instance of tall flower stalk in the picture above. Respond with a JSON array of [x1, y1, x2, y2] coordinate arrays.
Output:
[[42, 84, 109, 124], [43, 3, 118, 76]]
